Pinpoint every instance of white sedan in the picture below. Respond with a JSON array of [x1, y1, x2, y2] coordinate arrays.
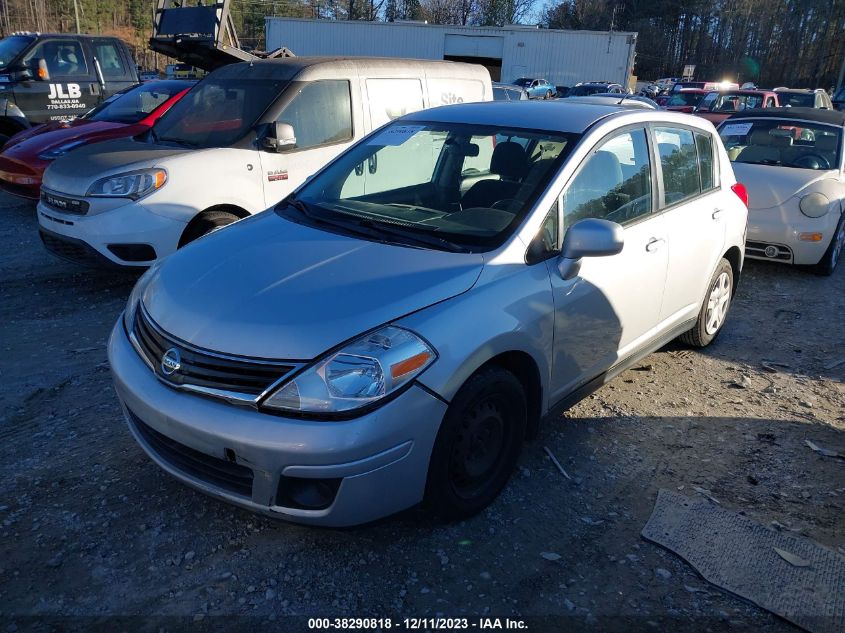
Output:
[[718, 108, 845, 275]]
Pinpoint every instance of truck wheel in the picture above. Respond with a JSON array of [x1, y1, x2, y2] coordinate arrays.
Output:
[[425, 366, 526, 520], [179, 210, 240, 248]]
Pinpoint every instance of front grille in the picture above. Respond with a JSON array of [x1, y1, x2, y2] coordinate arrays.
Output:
[[40, 189, 89, 215], [128, 409, 254, 497], [746, 240, 793, 262], [132, 307, 296, 397]]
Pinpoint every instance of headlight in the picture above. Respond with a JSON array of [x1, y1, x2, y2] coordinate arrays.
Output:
[[38, 139, 87, 159], [122, 263, 159, 332], [87, 168, 166, 200], [261, 326, 436, 415], [799, 192, 830, 218]]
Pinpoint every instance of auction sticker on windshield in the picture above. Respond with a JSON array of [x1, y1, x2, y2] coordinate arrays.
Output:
[[721, 122, 754, 136], [368, 124, 425, 146]]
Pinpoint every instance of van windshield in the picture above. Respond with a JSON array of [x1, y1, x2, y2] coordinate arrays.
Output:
[[0, 35, 33, 70], [280, 121, 579, 252], [151, 77, 287, 148]]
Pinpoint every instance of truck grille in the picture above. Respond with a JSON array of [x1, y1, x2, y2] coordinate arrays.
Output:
[[128, 408, 254, 498], [41, 189, 89, 215], [132, 307, 297, 398]]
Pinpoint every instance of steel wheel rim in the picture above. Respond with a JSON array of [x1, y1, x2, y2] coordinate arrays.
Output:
[[449, 398, 507, 499], [705, 271, 731, 335]]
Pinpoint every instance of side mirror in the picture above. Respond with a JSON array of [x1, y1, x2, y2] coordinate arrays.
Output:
[[33, 58, 49, 81], [262, 121, 296, 152], [556, 218, 624, 281]]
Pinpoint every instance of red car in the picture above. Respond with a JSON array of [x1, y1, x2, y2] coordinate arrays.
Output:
[[664, 88, 709, 113], [0, 80, 193, 199], [695, 90, 780, 124]]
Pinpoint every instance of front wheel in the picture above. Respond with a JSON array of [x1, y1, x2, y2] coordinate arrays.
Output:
[[545, 90, 553, 99], [179, 210, 240, 248], [810, 214, 845, 276], [425, 367, 526, 520], [679, 258, 734, 348]]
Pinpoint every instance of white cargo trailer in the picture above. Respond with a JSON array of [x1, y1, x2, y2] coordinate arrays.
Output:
[[265, 19, 637, 88]]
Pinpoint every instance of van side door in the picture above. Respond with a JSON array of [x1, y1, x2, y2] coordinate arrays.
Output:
[[16, 38, 97, 124], [90, 38, 137, 99], [259, 79, 359, 207]]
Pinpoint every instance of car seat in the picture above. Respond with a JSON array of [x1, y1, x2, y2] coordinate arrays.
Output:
[[737, 129, 780, 163], [461, 142, 528, 209]]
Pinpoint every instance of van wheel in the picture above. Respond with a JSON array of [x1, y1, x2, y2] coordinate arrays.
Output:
[[809, 214, 845, 276], [425, 367, 526, 520], [179, 210, 240, 248], [679, 258, 733, 348]]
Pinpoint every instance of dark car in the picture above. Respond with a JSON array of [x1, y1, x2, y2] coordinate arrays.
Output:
[[567, 82, 626, 97], [0, 80, 192, 199], [493, 82, 528, 101], [555, 85, 570, 98], [0, 33, 138, 145]]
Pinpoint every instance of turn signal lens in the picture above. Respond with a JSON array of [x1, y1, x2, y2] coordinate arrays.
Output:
[[798, 232, 823, 242], [391, 351, 432, 380]]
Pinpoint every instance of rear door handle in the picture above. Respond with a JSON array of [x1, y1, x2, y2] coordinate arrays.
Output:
[[646, 237, 665, 252], [712, 208, 725, 220]]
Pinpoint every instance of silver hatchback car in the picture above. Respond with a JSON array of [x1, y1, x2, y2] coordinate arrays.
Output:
[[109, 101, 748, 526]]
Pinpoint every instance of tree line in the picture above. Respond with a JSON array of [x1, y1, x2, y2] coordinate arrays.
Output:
[[0, 0, 841, 88]]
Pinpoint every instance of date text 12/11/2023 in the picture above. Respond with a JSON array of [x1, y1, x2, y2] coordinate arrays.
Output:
[[308, 617, 529, 630]]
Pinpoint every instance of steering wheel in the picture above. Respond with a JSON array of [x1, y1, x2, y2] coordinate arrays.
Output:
[[793, 154, 830, 170]]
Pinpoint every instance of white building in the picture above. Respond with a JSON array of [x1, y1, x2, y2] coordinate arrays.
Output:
[[265, 19, 637, 88]]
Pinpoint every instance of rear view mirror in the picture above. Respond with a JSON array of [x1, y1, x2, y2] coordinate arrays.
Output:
[[262, 121, 296, 153], [557, 218, 624, 280]]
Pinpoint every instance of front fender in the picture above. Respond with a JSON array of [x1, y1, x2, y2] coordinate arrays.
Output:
[[398, 260, 554, 411]]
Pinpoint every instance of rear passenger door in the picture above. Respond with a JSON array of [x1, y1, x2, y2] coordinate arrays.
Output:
[[547, 126, 668, 402], [91, 38, 137, 99], [654, 126, 726, 326]]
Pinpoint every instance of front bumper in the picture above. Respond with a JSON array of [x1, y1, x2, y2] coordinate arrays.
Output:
[[36, 194, 186, 268], [108, 320, 448, 526], [746, 207, 840, 266]]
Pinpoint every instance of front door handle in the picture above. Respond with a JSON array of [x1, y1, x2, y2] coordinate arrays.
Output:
[[712, 208, 725, 220], [646, 237, 665, 252]]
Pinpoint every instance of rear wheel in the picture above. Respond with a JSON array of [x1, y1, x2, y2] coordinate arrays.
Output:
[[179, 210, 240, 248], [679, 258, 733, 348], [425, 367, 526, 520], [810, 214, 845, 276]]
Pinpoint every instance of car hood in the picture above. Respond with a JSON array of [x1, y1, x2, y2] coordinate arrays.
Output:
[[1, 120, 132, 159], [730, 163, 839, 209], [42, 138, 192, 195], [140, 212, 485, 360]]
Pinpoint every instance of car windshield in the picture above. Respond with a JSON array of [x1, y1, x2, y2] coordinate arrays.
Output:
[[667, 92, 703, 107], [151, 77, 287, 148], [0, 35, 33, 70], [778, 92, 815, 108], [84, 82, 189, 124], [708, 93, 764, 112], [719, 119, 842, 170], [279, 121, 579, 252]]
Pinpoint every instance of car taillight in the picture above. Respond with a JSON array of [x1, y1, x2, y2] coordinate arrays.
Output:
[[731, 182, 748, 207]]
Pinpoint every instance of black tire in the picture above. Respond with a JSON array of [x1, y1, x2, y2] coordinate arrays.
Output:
[[179, 210, 240, 248], [809, 214, 845, 276], [679, 258, 734, 348], [425, 367, 526, 520]]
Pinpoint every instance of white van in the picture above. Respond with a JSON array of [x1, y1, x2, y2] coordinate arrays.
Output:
[[36, 57, 492, 267]]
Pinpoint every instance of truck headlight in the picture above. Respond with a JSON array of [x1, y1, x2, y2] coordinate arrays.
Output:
[[799, 192, 830, 218], [87, 168, 166, 200], [261, 326, 436, 415]]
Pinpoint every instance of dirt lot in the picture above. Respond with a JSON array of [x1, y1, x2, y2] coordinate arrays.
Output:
[[1, 191, 843, 632]]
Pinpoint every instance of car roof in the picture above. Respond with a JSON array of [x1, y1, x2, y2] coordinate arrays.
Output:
[[402, 100, 669, 132], [210, 57, 484, 81], [566, 95, 656, 109], [726, 107, 845, 126]]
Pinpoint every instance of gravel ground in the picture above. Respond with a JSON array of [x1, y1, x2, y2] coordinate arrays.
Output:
[[1, 192, 843, 632]]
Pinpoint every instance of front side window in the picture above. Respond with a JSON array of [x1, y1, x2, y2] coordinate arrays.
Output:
[[562, 128, 653, 226], [24, 39, 88, 77], [719, 119, 842, 170], [655, 127, 701, 204], [277, 80, 352, 151], [285, 122, 579, 251], [152, 77, 287, 148]]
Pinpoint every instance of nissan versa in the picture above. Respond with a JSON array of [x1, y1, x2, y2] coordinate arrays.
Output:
[[108, 101, 748, 526]]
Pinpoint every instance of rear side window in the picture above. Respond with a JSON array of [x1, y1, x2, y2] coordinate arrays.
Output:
[[93, 41, 127, 78], [277, 80, 353, 151], [655, 127, 701, 204], [695, 132, 716, 191], [563, 128, 653, 226]]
